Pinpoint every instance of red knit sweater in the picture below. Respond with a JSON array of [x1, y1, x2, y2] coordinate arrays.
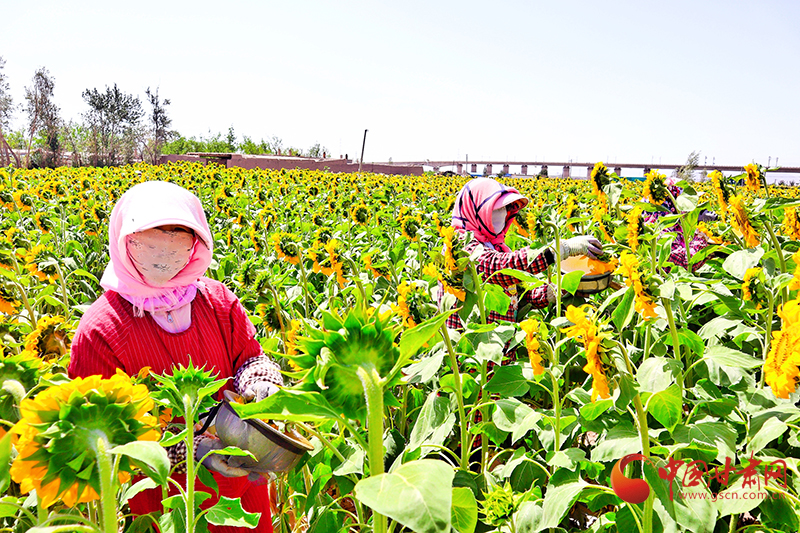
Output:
[[69, 278, 274, 533]]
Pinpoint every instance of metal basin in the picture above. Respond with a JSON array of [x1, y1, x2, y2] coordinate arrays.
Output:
[[215, 390, 313, 473], [561, 255, 613, 294]]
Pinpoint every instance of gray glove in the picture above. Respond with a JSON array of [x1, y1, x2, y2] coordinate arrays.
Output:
[[196, 435, 250, 478], [241, 381, 280, 402], [559, 236, 602, 259], [545, 283, 557, 305]]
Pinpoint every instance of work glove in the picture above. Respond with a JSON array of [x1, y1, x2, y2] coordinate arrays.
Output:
[[698, 209, 718, 222], [559, 235, 602, 259], [195, 435, 250, 478], [545, 283, 557, 305], [240, 380, 280, 403]]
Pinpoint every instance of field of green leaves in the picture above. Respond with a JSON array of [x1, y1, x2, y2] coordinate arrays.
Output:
[[1, 161, 800, 533]]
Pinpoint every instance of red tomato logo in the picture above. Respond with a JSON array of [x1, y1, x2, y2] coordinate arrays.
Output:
[[611, 453, 651, 504]]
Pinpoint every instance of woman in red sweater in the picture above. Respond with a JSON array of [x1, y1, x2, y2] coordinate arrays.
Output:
[[69, 181, 282, 533]]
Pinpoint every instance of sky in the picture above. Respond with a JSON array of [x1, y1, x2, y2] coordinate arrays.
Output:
[[3, 0, 799, 170]]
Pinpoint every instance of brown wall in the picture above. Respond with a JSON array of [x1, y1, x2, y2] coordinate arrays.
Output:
[[159, 154, 423, 176]]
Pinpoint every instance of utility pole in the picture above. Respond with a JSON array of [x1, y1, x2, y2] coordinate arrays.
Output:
[[358, 129, 368, 173]]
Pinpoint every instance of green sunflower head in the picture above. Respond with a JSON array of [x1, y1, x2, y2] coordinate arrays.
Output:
[[152, 360, 227, 418], [291, 306, 401, 422]]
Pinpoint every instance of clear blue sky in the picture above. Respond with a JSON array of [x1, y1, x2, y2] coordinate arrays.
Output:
[[3, 0, 799, 167]]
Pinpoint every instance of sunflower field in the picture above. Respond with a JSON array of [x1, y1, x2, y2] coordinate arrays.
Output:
[[1, 161, 800, 533]]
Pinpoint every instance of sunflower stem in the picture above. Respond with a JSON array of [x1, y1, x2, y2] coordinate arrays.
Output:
[[764, 219, 789, 303], [53, 261, 70, 318], [760, 290, 775, 389], [356, 365, 387, 533], [92, 432, 118, 533], [466, 259, 491, 470], [298, 251, 312, 319], [182, 394, 198, 533], [12, 280, 37, 327], [547, 369, 562, 470], [662, 296, 685, 392], [543, 222, 562, 319], [617, 342, 654, 533], [441, 324, 469, 470]]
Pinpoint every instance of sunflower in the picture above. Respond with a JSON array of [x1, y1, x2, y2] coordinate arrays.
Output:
[[308, 242, 332, 277], [12, 190, 33, 212], [424, 263, 466, 301], [401, 214, 422, 241], [23, 315, 70, 360], [33, 212, 52, 233], [729, 194, 760, 248], [519, 318, 545, 375], [764, 299, 800, 399], [248, 226, 263, 252], [642, 170, 668, 204], [697, 222, 722, 245], [23, 244, 59, 284], [513, 209, 530, 238], [562, 196, 577, 232], [363, 252, 391, 280], [292, 306, 401, 423], [351, 203, 370, 226], [616, 252, 658, 319], [743, 163, 762, 193], [0, 284, 20, 315], [626, 206, 644, 252], [590, 162, 610, 198], [709, 170, 730, 218], [440, 226, 460, 271], [284, 319, 302, 356], [592, 195, 614, 243], [742, 267, 768, 309], [561, 305, 612, 402], [431, 212, 444, 233], [9, 370, 160, 508], [788, 250, 800, 292], [783, 207, 800, 241], [393, 280, 435, 329], [324, 239, 347, 288], [271, 232, 301, 265]]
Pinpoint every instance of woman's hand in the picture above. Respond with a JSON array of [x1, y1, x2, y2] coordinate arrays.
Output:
[[559, 235, 602, 258], [241, 381, 280, 402], [195, 435, 250, 477]]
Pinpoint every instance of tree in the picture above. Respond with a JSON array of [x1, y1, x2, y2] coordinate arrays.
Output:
[[306, 143, 329, 158], [225, 126, 236, 152], [59, 120, 91, 167], [142, 86, 172, 164], [675, 150, 700, 183], [24, 67, 61, 168], [82, 84, 143, 166], [0, 56, 20, 167]]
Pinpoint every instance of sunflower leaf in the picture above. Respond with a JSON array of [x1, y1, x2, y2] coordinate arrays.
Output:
[[110, 441, 170, 485]]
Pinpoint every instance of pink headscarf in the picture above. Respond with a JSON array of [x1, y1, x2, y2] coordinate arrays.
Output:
[[100, 181, 214, 329], [451, 178, 528, 252]]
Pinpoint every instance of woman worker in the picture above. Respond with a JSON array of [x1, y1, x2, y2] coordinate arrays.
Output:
[[69, 181, 282, 533], [442, 177, 602, 331]]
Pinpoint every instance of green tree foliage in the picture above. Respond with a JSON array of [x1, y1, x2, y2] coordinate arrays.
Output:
[[0, 56, 20, 167], [142, 86, 173, 165], [24, 67, 61, 168], [82, 84, 143, 166]]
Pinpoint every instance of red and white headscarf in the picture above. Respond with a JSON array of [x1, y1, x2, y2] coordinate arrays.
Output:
[[100, 181, 213, 332], [451, 177, 528, 252]]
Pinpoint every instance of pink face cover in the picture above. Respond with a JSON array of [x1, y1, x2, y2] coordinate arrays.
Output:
[[100, 181, 214, 322], [451, 177, 529, 252]]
